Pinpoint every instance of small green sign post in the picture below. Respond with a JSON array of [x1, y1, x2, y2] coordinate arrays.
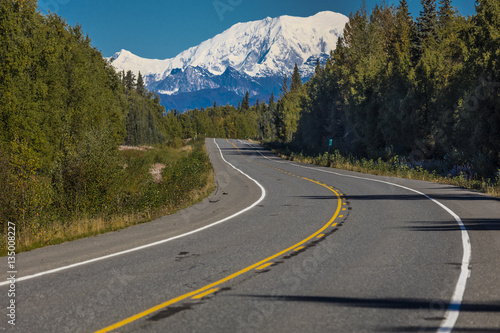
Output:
[[328, 139, 333, 154]]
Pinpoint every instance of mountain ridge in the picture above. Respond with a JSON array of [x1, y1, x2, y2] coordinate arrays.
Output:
[[110, 11, 349, 111]]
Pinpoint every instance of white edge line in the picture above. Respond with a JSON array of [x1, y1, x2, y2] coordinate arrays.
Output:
[[0, 139, 266, 287], [245, 141, 471, 333]]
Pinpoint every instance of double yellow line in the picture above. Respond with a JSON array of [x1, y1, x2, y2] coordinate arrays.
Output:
[[96, 140, 343, 333]]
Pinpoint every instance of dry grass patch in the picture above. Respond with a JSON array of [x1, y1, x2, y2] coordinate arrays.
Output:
[[119, 145, 154, 151], [150, 163, 166, 183]]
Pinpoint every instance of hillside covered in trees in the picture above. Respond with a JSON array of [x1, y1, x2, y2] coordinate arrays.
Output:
[[177, 0, 499, 182], [287, 0, 500, 180], [0, 0, 211, 249]]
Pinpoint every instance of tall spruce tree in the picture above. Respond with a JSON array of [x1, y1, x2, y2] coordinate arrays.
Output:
[[290, 64, 303, 92], [269, 91, 275, 109], [280, 74, 289, 96], [136, 71, 146, 96], [314, 58, 321, 75], [392, 0, 414, 70], [438, 0, 455, 28], [124, 70, 136, 91], [241, 91, 250, 111], [414, 0, 439, 61]]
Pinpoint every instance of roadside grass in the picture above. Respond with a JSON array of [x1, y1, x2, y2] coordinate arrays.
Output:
[[265, 144, 500, 198], [1, 142, 215, 255]]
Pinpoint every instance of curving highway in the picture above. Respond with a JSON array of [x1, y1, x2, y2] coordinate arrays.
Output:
[[2, 138, 500, 332]]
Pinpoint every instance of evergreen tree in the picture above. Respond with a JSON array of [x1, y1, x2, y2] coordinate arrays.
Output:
[[420, 0, 439, 39], [399, 0, 409, 14], [456, 0, 500, 173], [269, 91, 275, 108], [120, 70, 126, 85], [275, 67, 306, 143], [268, 92, 277, 139], [391, 0, 414, 71], [414, 0, 439, 61], [438, 0, 455, 29], [241, 91, 250, 111], [124, 70, 136, 91], [275, 76, 290, 141], [290, 64, 303, 92], [314, 59, 321, 76], [136, 71, 146, 96], [280, 74, 289, 96]]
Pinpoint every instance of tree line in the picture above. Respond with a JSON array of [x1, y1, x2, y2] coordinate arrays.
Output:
[[0, 0, 186, 234], [181, 0, 495, 181], [286, 0, 500, 179], [0, 0, 266, 235], [134, 0, 500, 179], [174, 0, 499, 181]]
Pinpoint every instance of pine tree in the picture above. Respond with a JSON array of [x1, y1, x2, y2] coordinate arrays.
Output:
[[241, 91, 250, 111], [471, 0, 500, 63], [414, 0, 439, 61], [124, 70, 136, 91], [290, 64, 302, 92], [269, 91, 275, 108], [399, 0, 409, 13], [392, 0, 414, 69], [458, 0, 500, 173], [136, 71, 146, 96], [280, 74, 289, 97], [419, 0, 438, 39], [438, 0, 455, 28], [120, 70, 126, 85], [314, 59, 321, 76]]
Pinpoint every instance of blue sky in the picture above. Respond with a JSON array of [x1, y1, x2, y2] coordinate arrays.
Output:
[[37, 0, 477, 59]]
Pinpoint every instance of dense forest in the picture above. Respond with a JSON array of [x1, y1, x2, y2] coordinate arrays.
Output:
[[289, 0, 500, 180], [175, 0, 499, 181], [0, 0, 209, 246]]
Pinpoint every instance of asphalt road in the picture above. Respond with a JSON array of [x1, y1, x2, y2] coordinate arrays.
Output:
[[2, 138, 499, 332]]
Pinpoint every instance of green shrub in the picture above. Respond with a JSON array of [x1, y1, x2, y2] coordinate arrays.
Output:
[[53, 128, 122, 218]]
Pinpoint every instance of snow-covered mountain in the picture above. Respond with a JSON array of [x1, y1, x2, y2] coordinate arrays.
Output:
[[110, 11, 348, 110]]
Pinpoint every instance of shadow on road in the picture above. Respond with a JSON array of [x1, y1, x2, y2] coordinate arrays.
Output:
[[381, 327, 500, 332], [405, 218, 500, 231], [230, 294, 500, 312], [339, 193, 500, 202], [229, 294, 500, 332]]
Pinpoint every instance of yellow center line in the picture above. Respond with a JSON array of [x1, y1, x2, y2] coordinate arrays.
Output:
[[192, 288, 219, 300], [294, 246, 305, 251], [95, 140, 343, 333], [226, 139, 251, 162], [256, 262, 273, 270]]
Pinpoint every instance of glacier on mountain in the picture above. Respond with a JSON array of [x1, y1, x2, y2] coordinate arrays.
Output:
[[110, 11, 349, 111]]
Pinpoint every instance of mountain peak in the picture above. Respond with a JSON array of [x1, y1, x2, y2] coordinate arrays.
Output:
[[110, 11, 349, 110]]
